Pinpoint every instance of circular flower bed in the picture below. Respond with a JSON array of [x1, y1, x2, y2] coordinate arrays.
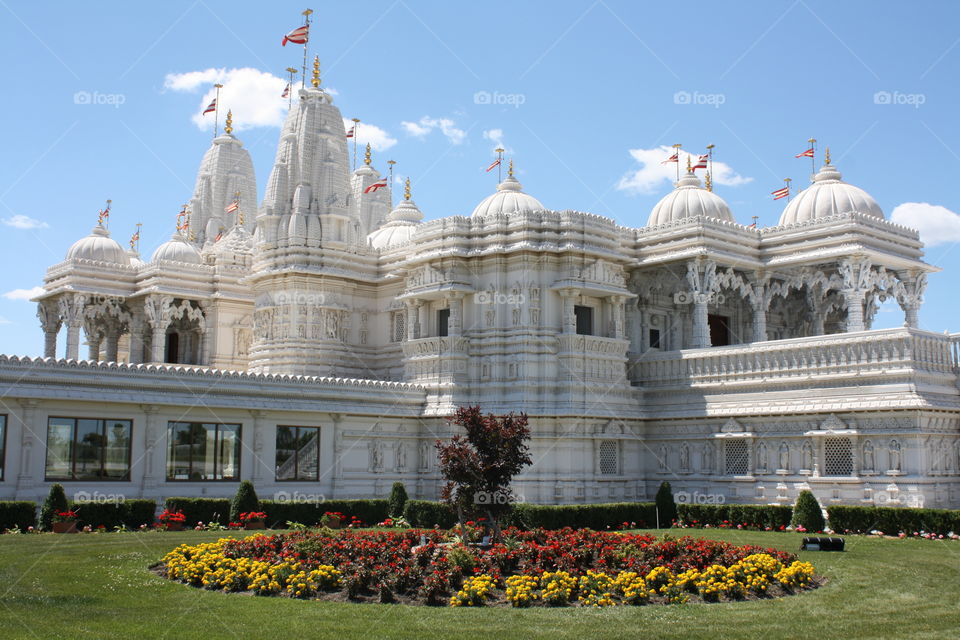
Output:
[[159, 527, 817, 607]]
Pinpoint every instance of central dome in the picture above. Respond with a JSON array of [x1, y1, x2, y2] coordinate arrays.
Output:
[[647, 171, 734, 226], [471, 172, 544, 217], [778, 161, 883, 226]]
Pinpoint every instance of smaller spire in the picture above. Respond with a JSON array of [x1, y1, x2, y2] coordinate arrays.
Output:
[[311, 55, 320, 88], [508, 159, 514, 178], [824, 147, 831, 165], [404, 177, 411, 201], [129, 223, 141, 251], [705, 172, 712, 192], [686, 155, 693, 173], [224, 110, 233, 135], [97, 199, 112, 226], [364, 143, 372, 166]]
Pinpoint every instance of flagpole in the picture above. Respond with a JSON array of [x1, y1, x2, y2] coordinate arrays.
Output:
[[387, 159, 396, 201], [351, 118, 361, 171], [212, 84, 223, 138], [784, 177, 792, 202], [808, 137, 816, 181], [301, 9, 313, 89], [131, 222, 141, 252], [495, 147, 504, 182], [706, 144, 715, 192], [285, 67, 298, 108], [672, 143, 682, 182]]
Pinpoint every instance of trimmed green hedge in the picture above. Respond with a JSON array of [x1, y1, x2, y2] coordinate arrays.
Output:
[[260, 499, 390, 528], [677, 504, 793, 529], [403, 500, 457, 529], [165, 498, 232, 526], [72, 500, 157, 529], [507, 502, 659, 530], [828, 505, 960, 536], [0, 501, 37, 531]]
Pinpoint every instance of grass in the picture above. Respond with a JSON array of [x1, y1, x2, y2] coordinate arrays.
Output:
[[0, 528, 957, 639]]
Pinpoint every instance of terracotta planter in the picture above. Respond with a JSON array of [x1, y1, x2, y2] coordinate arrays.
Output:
[[164, 522, 184, 531], [52, 521, 78, 534], [244, 520, 265, 530], [322, 519, 342, 529]]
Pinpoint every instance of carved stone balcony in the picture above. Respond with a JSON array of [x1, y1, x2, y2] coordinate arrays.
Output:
[[402, 336, 469, 383], [556, 334, 630, 384]]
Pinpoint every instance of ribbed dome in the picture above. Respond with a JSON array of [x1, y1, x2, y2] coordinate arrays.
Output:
[[471, 175, 544, 217], [778, 162, 883, 225], [368, 199, 423, 249], [215, 225, 254, 255], [126, 249, 144, 268], [151, 233, 202, 264], [647, 171, 734, 226], [65, 225, 130, 265]]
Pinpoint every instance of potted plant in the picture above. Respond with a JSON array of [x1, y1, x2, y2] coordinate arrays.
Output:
[[320, 511, 344, 529], [158, 509, 187, 531], [52, 510, 79, 534], [239, 511, 267, 530]]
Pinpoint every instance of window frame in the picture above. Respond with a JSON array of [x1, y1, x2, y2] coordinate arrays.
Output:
[[275, 425, 321, 482], [44, 416, 133, 482], [165, 421, 242, 482]]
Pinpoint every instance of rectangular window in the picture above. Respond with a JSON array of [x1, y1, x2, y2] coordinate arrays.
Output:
[[0, 414, 6, 480], [599, 440, 619, 475], [823, 437, 853, 476], [45, 417, 132, 481], [649, 328, 661, 349], [724, 439, 749, 476], [391, 311, 406, 342], [437, 308, 450, 337], [574, 305, 593, 336], [166, 422, 241, 481], [276, 426, 321, 481]]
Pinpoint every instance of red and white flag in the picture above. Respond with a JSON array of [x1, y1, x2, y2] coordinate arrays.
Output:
[[771, 186, 790, 200], [203, 98, 217, 115], [282, 25, 309, 47], [364, 176, 388, 194], [795, 147, 814, 158], [661, 153, 679, 164], [485, 158, 501, 172], [748, 222, 758, 229], [215, 231, 223, 242], [281, 84, 290, 99], [693, 154, 709, 171], [225, 200, 239, 214], [345, 126, 355, 139]]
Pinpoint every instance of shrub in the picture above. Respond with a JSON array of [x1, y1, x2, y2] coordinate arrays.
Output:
[[388, 482, 409, 518], [165, 498, 231, 526], [507, 502, 657, 530], [677, 504, 792, 530], [71, 500, 157, 529], [791, 490, 825, 531], [827, 505, 960, 536], [0, 501, 37, 531], [230, 481, 260, 523], [404, 500, 456, 528], [40, 484, 69, 531], [655, 482, 677, 528], [261, 500, 389, 529]]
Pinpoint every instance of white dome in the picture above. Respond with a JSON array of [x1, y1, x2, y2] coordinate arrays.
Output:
[[126, 249, 144, 268], [471, 175, 544, 217], [65, 225, 130, 265], [151, 233, 202, 264], [214, 225, 255, 255], [779, 163, 883, 225], [368, 199, 423, 250], [647, 171, 734, 226]]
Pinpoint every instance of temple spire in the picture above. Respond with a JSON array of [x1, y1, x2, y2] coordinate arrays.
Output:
[[404, 177, 411, 201], [364, 143, 371, 166]]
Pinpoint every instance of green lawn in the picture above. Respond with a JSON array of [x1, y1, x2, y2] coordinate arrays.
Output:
[[0, 528, 957, 639]]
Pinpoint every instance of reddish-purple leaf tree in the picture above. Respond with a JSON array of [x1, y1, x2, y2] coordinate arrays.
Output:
[[436, 406, 531, 541]]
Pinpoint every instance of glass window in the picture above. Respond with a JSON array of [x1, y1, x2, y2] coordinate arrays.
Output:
[[649, 328, 661, 349], [276, 426, 321, 481], [574, 305, 593, 336], [166, 422, 241, 481], [45, 417, 132, 481], [0, 414, 6, 480]]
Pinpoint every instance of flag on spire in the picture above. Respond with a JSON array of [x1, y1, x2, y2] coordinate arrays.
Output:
[[281, 83, 290, 99], [203, 98, 217, 115], [345, 126, 355, 139], [661, 153, 679, 164], [97, 200, 111, 225], [282, 25, 309, 46], [693, 154, 709, 171], [486, 158, 501, 172], [364, 176, 388, 194], [225, 199, 239, 214], [771, 185, 790, 200], [795, 147, 814, 158]]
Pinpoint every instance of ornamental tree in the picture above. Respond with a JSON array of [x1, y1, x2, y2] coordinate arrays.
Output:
[[40, 483, 69, 531], [655, 481, 677, 528], [436, 406, 532, 541], [229, 480, 260, 523], [791, 490, 825, 532]]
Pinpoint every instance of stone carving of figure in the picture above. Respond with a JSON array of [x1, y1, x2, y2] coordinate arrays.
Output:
[[756, 441, 768, 473], [658, 445, 668, 471], [368, 440, 383, 472], [779, 442, 789, 471], [394, 441, 407, 472], [679, 443, 689, 472], [419, 440, 430, 471], [863, 440, 875, 472], [700, 443, 713, 473], [889, 440, 901, 472], [801, 441, 814, 471]]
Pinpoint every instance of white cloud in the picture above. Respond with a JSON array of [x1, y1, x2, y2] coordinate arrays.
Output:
[[341, 118, 396, 152], [2, 214, 48, 230], [3, 286, 44, 301], [891, 202, 960, 247], [400, 116, 466, 145], [482, 128, 511, 153], [0, 316, 10, 325], [616, 146, 752, 195], [164, 67, 289, 131]]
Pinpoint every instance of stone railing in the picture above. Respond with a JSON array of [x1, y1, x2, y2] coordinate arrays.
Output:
[[632, 328, 957, 388]]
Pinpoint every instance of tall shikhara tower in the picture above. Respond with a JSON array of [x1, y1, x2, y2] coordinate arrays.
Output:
[[248, 57, 374, 376]]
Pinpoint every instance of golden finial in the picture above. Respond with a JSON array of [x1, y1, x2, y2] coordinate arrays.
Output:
[[686, 155, 692, 172], [311, 55, 320, 88], [824, 147, 831, 165], [705, 172, 712, 192], [508, 159, 514, 178], [364, 143, 371, 166], [224, 110, 233, 135], [404, 177, 411, 201]]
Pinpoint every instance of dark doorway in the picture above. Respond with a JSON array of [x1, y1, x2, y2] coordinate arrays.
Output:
[[164, 332, 180, 363], [708, 315, 730, 347], [574, 305, 593, 336], [437, 308, 450, 337]]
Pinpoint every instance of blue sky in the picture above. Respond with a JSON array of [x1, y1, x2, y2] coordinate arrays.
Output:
[[2, 0, 959, 356]]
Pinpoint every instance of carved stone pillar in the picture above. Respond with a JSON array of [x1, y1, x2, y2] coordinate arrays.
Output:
[[610, 295, 625, 339], [87, 335, 102, 361], [250, 410, 270, 482], [141, 405, 163, 489], [105, 331, 120, 362], [447, 293, 463, 337], [692, 296, 710, 348], [840, 257, 870, 333], [37, 301, 61, 359], [16, 399, 39, 491], [896, 271, 927, 329], [750, 299, 767, 343], [59, 294, 86, 360], [128, 310, 144, 364], [559, 290, 576, 334], [405, 300, 420, 340], [685, 260, 715, 349], [144, 295, 173, 363], [844, 290, 865, 333]]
